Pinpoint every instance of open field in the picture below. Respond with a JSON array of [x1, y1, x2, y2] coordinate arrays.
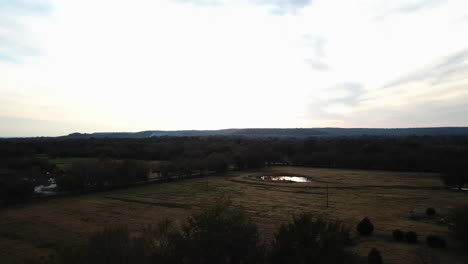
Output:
[[1, 167, 468, 263]]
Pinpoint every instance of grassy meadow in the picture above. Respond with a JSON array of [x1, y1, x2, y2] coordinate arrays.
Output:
[[1, 166, 467, 263]]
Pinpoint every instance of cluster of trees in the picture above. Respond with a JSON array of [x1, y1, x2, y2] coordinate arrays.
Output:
[[57, 159, 149, 192], [25, 201, 468, 264], [0, 144, 56, 205], [4, 136, 468, 172], [2, 135, 468, 196], [0, 175, 35, 205], [0, 143, 152, 202], [155, 153, 230, 179], [33, 199, 357, 264], [452, 204, 468, 249], [441, 158, 468, 190], [37, 202, 468, 264]]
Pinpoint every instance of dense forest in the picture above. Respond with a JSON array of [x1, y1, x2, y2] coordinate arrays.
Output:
[[1, 135, 468, 205]]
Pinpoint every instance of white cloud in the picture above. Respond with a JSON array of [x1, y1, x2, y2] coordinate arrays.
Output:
[[1, 0, 468, 136]]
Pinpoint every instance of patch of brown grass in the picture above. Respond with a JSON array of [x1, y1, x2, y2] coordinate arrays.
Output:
[[1, 167, 467, 264]]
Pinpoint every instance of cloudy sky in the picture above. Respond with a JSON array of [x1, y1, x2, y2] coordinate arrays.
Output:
[[1, 0, 468, 136]]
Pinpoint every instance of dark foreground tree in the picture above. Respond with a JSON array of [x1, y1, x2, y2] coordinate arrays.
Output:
[[270, 213, 356, 264], [51, 198, 262, 264], [442, 160, 468, 190], [174, 198, 261, 264], [426, 235, 447, 248], [368, 248, 383, 264], [392, 229, 405, 242], [452, 204, 468, 249], [36, 202, 363, 264], [54, 226, 148, 264], [0, 177, 34, 205], [426, 207, 436, 217], [86, 226, 133, 264], [356, 217, 374, 236], [405, 231, 418, 244]]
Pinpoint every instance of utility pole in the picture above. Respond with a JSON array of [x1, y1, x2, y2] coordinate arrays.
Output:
[[326, 184, 329, 208]]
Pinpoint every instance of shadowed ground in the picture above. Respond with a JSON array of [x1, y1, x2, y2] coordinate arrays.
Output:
[[1, 167, 467, 264]]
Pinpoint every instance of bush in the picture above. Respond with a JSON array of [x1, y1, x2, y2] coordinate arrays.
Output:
[[0, 177, 35, 205], [54, 226, 146, 264], [139, 219, 180, 263], [452, 204, 468, 249], [392, 229, 405, 242], [270, 213, 356, 264], [426, 235, 447, 248], [356, 217, 374, 236], [368, 248, 383, 264], [86, 226, 133, 264], [426, 208, 436, 217], [405, 231, 418, 243], [178, 198, 261, 264], [54, 199, 262, 264]]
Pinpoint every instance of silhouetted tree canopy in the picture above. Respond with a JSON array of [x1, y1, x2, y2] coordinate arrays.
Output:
[[270, 213, 356, 264], [2, 134, 468, 203]]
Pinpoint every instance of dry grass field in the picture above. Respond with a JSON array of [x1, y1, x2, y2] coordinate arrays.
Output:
[[1, 166, 467, 263]]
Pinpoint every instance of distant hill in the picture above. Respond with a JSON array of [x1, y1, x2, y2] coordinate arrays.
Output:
[[62, 127, 468, 139]]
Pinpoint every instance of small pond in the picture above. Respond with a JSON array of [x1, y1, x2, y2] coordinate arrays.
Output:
[[260, 175, 310, 183], [34, 178, 57, 195], [451, 187, 468, 191]]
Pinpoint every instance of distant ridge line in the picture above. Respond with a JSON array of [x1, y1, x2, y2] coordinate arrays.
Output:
[[61, 127, 468, 139]]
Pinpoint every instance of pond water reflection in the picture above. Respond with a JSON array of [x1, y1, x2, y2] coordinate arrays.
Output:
[[260, 176, 310, 183], [34, 178, 57, 195]]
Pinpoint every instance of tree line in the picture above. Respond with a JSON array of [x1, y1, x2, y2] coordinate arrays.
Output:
[[2, 135, 468, 204], [57, 159, 149, 192]]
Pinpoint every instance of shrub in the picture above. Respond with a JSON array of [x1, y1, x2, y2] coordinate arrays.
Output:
[[178, 198, 261, 264], [392, 229, 405, 242], [55, 226, 142, 264], [139, 219, 180, 263], [426, 235, 447, 248], [0, 177, 35, 205], [426, 208, 436, 217], [270, 213, 356, 264], [405, 231, 418, 243], [452, 204, 468, 249], [86, 226, 143, 264], [356, 217, 374, 236], [368, 248, 383, 264], [54, 199, 262, 264], [52, 247, 85, 264]]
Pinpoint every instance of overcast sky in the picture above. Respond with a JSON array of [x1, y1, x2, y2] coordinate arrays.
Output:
[[1, 0, 468, 136]]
